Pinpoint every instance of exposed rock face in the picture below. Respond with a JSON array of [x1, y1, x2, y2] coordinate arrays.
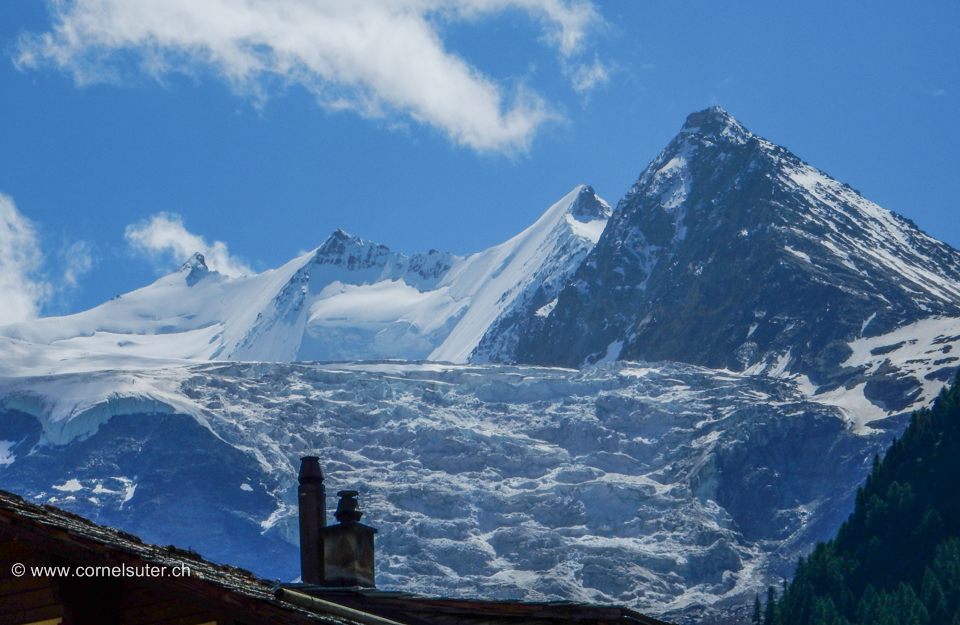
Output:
[[178, 252, 212, 286], [517, 108, 960, 391]]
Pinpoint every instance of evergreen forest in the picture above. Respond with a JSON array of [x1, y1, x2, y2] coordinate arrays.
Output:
[[757, 377, 960, 625]]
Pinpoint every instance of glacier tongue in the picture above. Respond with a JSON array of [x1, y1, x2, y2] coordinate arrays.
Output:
[[0, 360, 898, 620]]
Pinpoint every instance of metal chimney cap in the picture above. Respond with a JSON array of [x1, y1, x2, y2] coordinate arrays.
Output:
[[335, 490, 363, 524], [298, 456, 324, 484]]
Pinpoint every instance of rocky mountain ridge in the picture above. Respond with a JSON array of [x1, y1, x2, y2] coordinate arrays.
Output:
[[2, 109, 958, 405]]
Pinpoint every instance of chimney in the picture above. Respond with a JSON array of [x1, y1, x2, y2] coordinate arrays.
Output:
[[297, 456, 326, 585], [320, 490, 378, 588]]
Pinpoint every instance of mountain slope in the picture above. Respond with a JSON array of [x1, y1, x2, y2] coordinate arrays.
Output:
[[517, 108, 960, 394], [2, 107, 959, 625], [434, 185, 610, 363]]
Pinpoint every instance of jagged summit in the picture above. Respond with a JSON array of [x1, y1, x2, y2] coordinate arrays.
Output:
[[313, 229, 394, 271], [177, 252, 208, 273], [439, 184, 611, 363], [679, 106, 751, 144]]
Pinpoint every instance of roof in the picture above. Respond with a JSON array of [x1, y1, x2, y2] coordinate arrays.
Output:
[[0, 488, 673, 625], [0, 487, 358, 625], [281, 585, 674, 625]]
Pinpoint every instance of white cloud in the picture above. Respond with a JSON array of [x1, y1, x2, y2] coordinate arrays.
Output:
[[0, 194, 50, 325], [125, 213, 252, 277], [17, 0, 603, 154], [932, 89, 945, 97]]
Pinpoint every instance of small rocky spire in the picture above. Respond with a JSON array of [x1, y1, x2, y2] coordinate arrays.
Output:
[[178, 252, 210, 286]]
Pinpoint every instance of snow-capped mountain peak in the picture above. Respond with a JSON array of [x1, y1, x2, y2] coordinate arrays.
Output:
[[313, 229, 395, 273], [567, 183, 612, 224], [177, 251, 208, 273], [433, 184, 611, 363], [2, 109, 959, 625]]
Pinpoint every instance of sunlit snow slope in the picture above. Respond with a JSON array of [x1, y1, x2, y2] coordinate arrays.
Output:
[[0, 186, 609, 373]]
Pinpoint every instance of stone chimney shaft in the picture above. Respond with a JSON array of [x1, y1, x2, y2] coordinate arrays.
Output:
[[297, 456, 326, 585]]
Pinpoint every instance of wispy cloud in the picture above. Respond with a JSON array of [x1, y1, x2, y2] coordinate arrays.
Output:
[[16, 0, 604, 154], [0, 193, 50, 325], [567, 56, 609, 93], [932, 89, 945, 97], [61, 240, 94, 287], [125, 212, 252, 277]]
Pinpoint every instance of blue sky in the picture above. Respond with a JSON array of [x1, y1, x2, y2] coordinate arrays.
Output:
[[0, 1, 957, 322]]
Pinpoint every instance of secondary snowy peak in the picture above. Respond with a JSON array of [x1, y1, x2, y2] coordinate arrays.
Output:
[[299, 184, 610, 363], [432, 185, 611, 363], [177, 251, 208, 273], [567, 183, 613, 225], [182, 228, 466, 363], [0, 249, 315, 373], [518, 109, 960, 411], [313, 229, 394, 272]]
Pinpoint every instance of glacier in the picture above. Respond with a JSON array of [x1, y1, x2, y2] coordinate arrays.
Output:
[[0, 359, 901, 622]]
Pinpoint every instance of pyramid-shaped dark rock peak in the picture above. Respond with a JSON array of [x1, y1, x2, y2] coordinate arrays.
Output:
[[516, 108, 960, 391]]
